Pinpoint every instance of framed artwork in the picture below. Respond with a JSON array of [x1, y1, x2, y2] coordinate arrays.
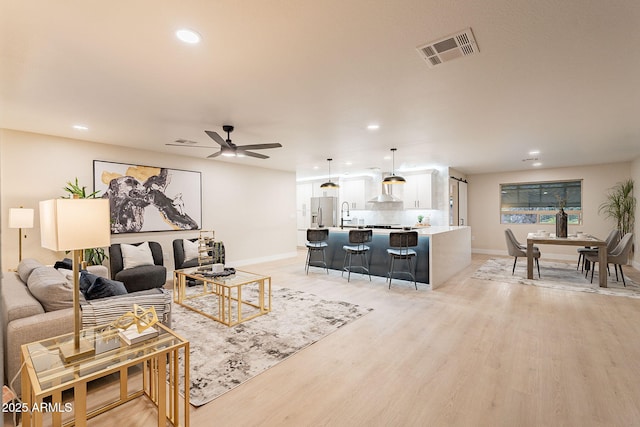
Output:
[[94, 160, 202, 234]]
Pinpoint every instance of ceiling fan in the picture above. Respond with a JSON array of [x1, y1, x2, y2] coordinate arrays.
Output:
[[167, 125, 282, 159]]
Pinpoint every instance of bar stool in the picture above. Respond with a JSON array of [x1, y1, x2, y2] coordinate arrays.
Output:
[[342, 229, 372, 282], [305, 228, 329, 274], [386, 231, 419, 289]]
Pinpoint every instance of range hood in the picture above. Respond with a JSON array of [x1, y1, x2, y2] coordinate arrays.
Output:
[[368, 174, 403, 205]]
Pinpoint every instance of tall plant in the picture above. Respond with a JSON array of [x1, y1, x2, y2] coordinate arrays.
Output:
[[62, 178, 109, 265], [598, 179, 636, 236]]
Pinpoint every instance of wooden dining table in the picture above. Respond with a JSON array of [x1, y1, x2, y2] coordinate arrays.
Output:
[[526, 233, 608, 287]]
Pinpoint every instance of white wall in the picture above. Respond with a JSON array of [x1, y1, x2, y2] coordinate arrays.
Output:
[[468, 162, 632, 260], [1, 129, 297, 272], [632, 157, 640, 269]]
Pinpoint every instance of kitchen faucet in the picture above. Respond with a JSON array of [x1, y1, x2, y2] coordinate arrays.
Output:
[[340, 201, 350, 229]]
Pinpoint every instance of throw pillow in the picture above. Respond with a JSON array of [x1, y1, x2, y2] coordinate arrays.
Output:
[[79, 270, 100, 294], [121, 242, 155, 270], [183, 239, 199, 262], [26, 267, 73, 312], [85, 277, 128, 300], [17, 258, 44, 283]]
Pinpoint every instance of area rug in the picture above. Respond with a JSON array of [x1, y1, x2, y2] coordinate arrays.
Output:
[[472, 258, 640, 299], [170, 286, 373, 406]]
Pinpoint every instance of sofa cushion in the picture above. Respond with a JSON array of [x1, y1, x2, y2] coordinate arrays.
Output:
[[85, 277, 128, 300], [1, 272, 45, 324], [183, 238, 199, 262], [26, 267, 73, 312], [121, 242, 155, 269], [17, 258, 44, 283]]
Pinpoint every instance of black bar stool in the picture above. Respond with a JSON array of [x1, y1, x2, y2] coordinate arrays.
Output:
[[305, 228, 329, 274], [342, 229, 372, 282], [386, 231, 418, 289]]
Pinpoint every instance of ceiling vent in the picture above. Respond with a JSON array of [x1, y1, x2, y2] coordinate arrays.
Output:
[[416, 28, 479, 68]]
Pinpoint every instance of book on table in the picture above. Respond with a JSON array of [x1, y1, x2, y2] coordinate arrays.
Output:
[[118, 325, 158, 345]]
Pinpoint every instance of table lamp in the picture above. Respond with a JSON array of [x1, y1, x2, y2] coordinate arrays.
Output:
[[40, 198, 111, 362], [8, 207, 34, 262]]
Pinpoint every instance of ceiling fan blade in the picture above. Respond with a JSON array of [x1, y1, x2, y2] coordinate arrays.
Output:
[[235, 143, 282, 150], [205, 130, 230, 148], [207, 151, 223, 158], [239, 150, 269, 159], [165, 143, 216, 148]]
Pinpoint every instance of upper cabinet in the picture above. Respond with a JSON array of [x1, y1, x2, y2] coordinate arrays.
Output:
[[339, 177, 373, 210], [339, 179, 365, 209], [402, 172, 434, 209]]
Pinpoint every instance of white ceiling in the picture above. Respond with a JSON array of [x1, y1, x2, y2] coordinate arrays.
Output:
[[1, 0, 639, 180]]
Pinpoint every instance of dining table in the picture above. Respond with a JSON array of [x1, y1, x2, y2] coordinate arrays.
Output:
[[526, 233, 608, 287]]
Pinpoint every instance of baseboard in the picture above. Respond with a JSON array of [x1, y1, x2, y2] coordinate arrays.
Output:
[[229, 251, 299, 267]]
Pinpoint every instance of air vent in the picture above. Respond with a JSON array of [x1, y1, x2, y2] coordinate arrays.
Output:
[[416, 28, 479, 68]]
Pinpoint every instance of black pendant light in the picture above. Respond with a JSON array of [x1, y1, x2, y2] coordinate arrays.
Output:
[[320, 158, 339, 188], [383, 148, 406, 184]]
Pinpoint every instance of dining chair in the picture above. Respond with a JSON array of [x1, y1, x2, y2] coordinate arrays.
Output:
[[585, 232, 634, 286], [504, 228, 541, 278], [576, 229, 620, 272]]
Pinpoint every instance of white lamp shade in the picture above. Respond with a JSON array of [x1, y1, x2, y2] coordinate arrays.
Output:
[[8, 208, 34, 229], [40, 199, 111, 251]]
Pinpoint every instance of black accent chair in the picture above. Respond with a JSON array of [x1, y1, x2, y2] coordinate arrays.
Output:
[[109, 241, 167, 293], [387, 231, 419, 289], [305, 229, 329, 274], [173, 238, 201, 270], [342, 229, 372, 282]]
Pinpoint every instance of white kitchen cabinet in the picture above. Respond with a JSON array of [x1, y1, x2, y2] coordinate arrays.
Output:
[[339, 178, 367, 210], [403, 172, 434, 209]]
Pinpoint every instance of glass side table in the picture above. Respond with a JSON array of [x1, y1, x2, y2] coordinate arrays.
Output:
[[20, 322, 189, 427]]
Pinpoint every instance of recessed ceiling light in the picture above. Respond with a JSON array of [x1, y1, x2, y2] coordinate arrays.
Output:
[[176, 29, 201, 44], [367, 124, 380, 130], [529, 150, 540, 156], [533, 162, 542, 167], [72, 124, 89, 131], [345, 161, 352, 166]]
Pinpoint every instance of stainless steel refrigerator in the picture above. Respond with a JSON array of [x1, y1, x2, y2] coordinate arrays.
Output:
[[310, 197, 337, 227]]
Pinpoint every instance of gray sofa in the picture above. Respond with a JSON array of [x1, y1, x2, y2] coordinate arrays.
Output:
[[1, 258, 172, 397]]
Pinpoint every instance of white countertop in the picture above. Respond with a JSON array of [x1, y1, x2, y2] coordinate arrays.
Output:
[[325, 225, 469, 236]]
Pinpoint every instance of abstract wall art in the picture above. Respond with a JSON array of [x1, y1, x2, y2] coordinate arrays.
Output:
[[94, 160, 201, 234]]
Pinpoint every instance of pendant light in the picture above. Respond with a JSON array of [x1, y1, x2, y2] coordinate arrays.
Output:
[[320, 158, 339, 189], [383, 148, 406, 184]]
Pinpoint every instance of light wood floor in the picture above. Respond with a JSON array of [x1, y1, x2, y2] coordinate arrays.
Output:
[[9, 252, 640, 427]]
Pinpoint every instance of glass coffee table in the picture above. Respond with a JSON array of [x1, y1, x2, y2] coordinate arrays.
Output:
[[173, 267, 272, 326], [20, 322, 189, 427]]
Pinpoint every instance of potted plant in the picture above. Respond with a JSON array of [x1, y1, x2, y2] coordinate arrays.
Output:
[[62, 178, 109, 265], [599, 179, 636, 236]]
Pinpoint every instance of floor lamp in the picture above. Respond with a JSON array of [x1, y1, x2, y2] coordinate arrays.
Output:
[[40, 198, 111, 362], [8, 207, 34, 263]]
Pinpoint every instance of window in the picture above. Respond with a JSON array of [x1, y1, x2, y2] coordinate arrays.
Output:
[[500, 180, 582, 225]]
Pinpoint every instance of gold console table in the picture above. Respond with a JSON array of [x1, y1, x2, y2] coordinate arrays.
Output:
[[20, 323, 189, 427]]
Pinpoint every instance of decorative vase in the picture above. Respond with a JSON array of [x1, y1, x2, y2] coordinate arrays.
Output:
[[556, 208, 568, 238]]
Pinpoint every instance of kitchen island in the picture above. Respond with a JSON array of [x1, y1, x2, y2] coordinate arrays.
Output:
[[316, 226, 471, 289]]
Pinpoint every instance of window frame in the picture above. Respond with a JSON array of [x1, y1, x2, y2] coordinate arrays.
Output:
[[499, 179, 583, 225]]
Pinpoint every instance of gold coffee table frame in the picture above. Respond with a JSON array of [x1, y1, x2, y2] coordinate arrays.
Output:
[[173, 267, 272, 326], [20, 323, 189, 427]]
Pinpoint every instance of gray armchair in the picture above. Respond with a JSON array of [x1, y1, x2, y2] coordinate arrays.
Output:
[[109, 241, 166, 292]]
